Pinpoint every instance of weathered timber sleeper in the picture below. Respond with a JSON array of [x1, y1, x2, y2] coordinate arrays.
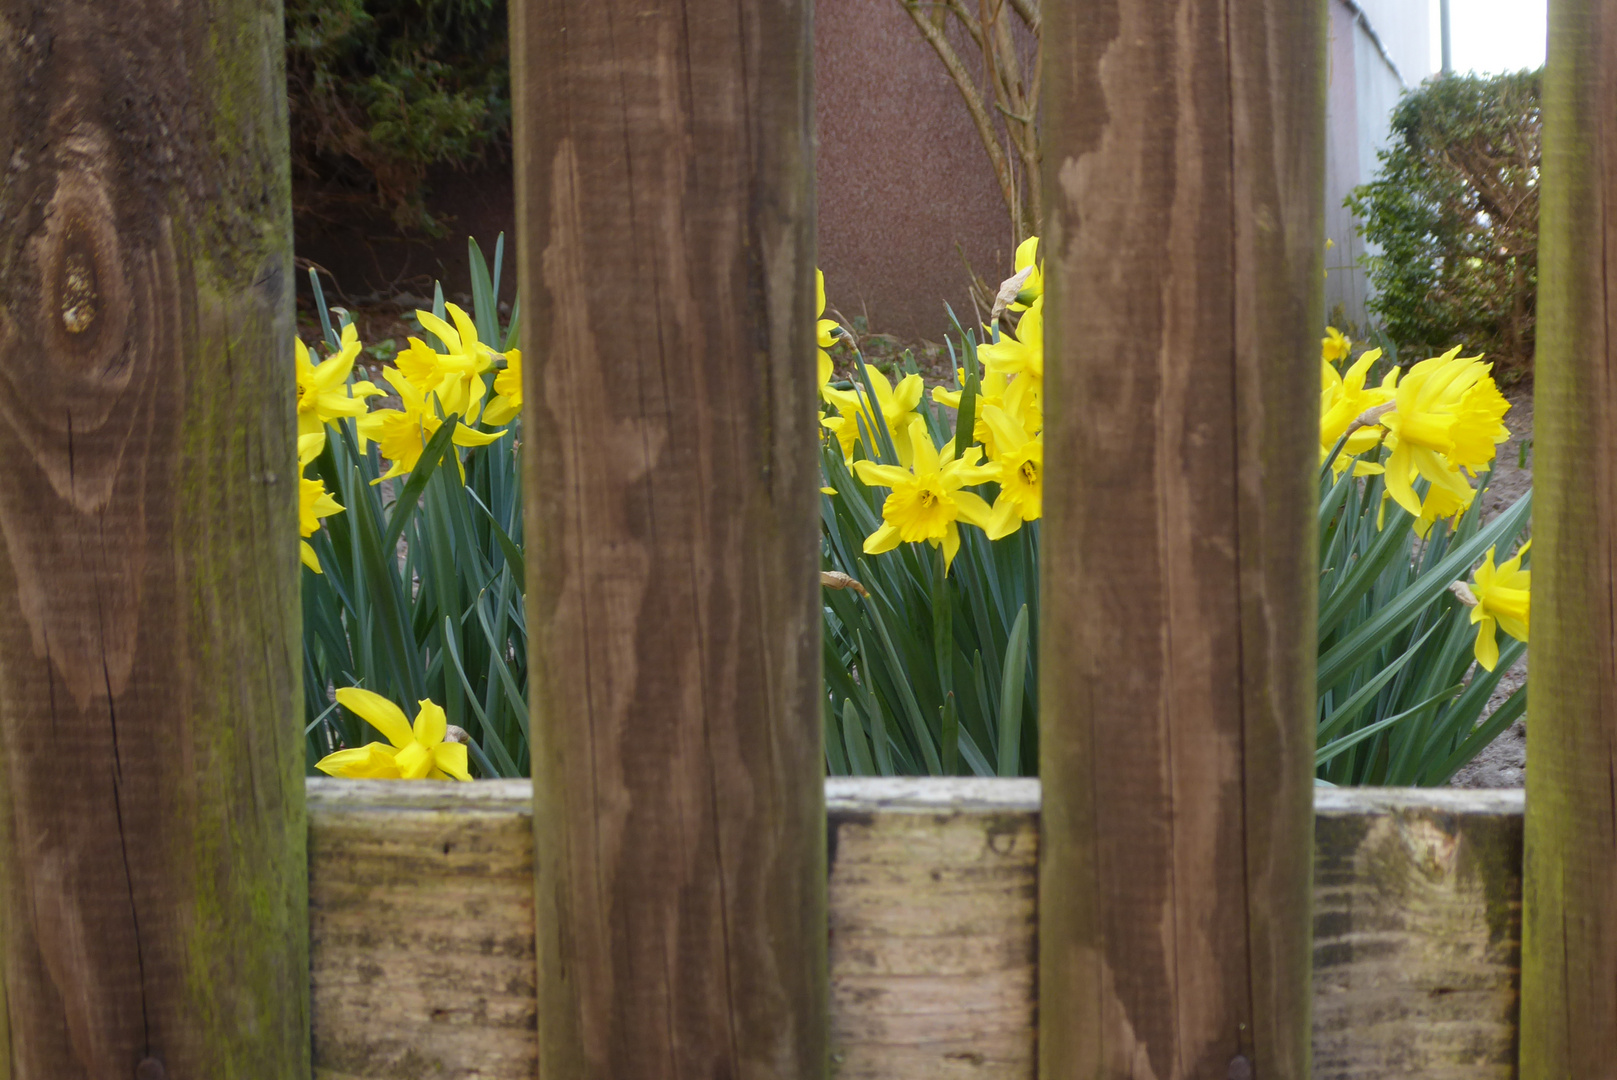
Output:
[[308, 779, 1521, 1079]]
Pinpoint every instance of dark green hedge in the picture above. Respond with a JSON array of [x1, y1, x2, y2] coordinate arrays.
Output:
[[286, 0, 510, 230], [1347, 70, 1540, 381]]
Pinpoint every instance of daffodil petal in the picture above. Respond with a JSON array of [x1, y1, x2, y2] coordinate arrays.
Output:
[[314, 743, 403, 779], [446, 303, 481, 353], [298, 431, 326, 467], [413, 699, 448, 746], [907, 418, 939, 475], [1473, 615, 1500, 671], [863, 522, 902, 555], [452, 423, 506, 447], [1382, 445, 1422, 517], [980, 405, 1027, 455], [853, 461, 913, 489], [482, 399, 518, 426], [985, 495, 1021, 540], [434, 742, 472, 781], [416, 310, 463, 354], [890, 374, 924, 415], [393, 742, 435, 779], [335, 687, 415, 749], [953, 490, 995, 530], [1014, 235, 1039, 272]]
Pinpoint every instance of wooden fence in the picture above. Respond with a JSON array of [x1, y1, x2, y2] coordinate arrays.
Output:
[[308, 779, 1524, 1079], [0, 0, 1601, 1077]]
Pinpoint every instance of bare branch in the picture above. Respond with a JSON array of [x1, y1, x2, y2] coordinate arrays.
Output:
[[897, 0, 1021, 225], [1007, 0, 1039, 32]]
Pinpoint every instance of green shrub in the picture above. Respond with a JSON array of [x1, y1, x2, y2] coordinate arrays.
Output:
[[1347, 70, 1541, 381], [286, 0, 510, 230]]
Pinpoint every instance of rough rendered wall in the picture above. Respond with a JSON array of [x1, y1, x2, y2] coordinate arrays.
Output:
[[815, 0, 1014, 342]]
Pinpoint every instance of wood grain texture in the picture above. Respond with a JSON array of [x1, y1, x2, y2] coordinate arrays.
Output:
[[307, 780, 1525, 1080], [1039, 2, 1325, 1077], [0, 3, 305, 1076], [826, 779, 1041, 1079], [1521, 1, 1617, 1073], [511, 1, 824, 1077], [1312, 789, 1522, 1080], [308, 781, 536, 1080]]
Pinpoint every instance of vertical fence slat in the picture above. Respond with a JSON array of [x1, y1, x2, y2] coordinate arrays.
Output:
[[0, 4, 306, 1075], [1040, 2, 1324, 1076], [513, 3, 825, 1078], [1522, 1, 1617, 1071]]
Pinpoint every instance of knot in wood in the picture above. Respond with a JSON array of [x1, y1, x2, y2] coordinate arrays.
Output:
[[22, 125, 137, 419], [58, 247, 98, 334], [40, 199, 126, 382]]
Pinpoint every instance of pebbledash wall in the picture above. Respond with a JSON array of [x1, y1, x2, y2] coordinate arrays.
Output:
[[812, 0, 1013, 342]]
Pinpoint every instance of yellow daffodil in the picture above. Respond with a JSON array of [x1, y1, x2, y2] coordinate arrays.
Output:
[[980, 402, 1042, 540], [298, 432, 326, 468], [394, 337, 489, 420], [1322, 326, 1351, 364], [977, 296, 1043, 400], [1377, 347, 1511, 517], [1467, 543, 1530, 671], [1446, 371, 1513, 473], [853, 418, 999, 571], [1319, 348, 1395, 473], [395, 303, 496, 421], [357, 368, 505, 483], [822, 364, 925, 466], [1009, 235, 1043, 311], [299, 476, 344, 573], [934, 367, 1007, 452], [295, 324, 379, 459], [1376, 445, 1478, 534], [817, 270, 841, 394], [315, 688, 473, 780], [1006, 374, 1042, 438], [1411, 479, 1474, 539], [482, 349, 523, 425]]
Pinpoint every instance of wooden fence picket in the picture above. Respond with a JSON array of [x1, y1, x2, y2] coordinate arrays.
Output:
[[0, 3, 307, 1074], [1522, 0, 1617, 1072], [511, 2, 827, 1077], [1039, 2, 1325, 1076]]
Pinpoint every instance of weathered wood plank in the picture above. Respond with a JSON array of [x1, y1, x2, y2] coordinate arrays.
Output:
[[510, 1, 823, 1077], [1040, 1, 1325, 1076], [1312, 788, 1522, 1080], [827, 779, 1040, 1079], [308, 781, 535, 1080], [309, 780, 1523, 1079], [1521, 0, 1617, 1073], [0, 5, 305, 1074]]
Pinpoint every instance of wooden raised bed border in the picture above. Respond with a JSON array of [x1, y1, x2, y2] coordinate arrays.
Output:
[[310, 779, 1522, 1079]]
